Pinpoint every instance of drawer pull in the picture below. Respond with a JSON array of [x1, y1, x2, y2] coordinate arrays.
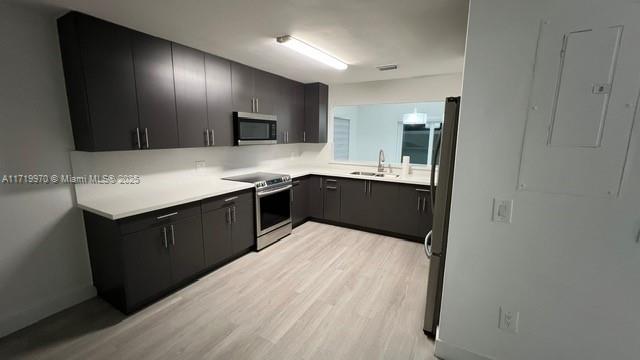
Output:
[[326, 186, 338, 190], [415, 189, 429, 193], [156, 212, 178, 220], [224, 196, 239, 202]]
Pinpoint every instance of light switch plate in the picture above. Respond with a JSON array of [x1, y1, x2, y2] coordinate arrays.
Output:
[[492, 198, 513, 223], [499, 306, 519, 333]]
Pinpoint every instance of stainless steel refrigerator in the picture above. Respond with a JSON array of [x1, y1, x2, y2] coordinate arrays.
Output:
[[423, 96, 460, 337]]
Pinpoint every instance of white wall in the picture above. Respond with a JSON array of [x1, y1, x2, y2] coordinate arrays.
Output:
[[437, 1, 640, 359], [0, 3, 95, 337]]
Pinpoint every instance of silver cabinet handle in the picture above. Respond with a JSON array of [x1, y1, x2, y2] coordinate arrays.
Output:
[[416, 188, 429, 193], [417, 195, 421, 212], [136, 128, 141, 149], [422, 195, 427, 213], [156, 212, 178, 220], [232, 206, 236, 223], [326, 186, 338, 190], [205, 128, 210, 146], [170, 224, 175, 246], [256, 98, 259, 113], [210, 129, 215, 146], [224, 196, 238, 202], [226, 207, 231, 224], [251, 98, 255, 112], [364, 180, 367, 194], [303, 131, 306, 143], [326, 179, 337, 183], [162, 227, 168, 249], [144, 128, 150, 149], [368, 181, 372, 195]]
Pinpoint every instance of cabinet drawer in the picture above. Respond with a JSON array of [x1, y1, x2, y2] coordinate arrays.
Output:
[[201, 189, 253, 213], [118, 202, 201, 235]]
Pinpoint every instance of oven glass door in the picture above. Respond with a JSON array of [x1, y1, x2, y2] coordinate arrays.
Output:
[[258, 187, 291, 234]]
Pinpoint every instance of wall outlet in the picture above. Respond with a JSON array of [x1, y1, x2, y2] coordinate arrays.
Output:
[[498, 306, 519, 333], [492, 198, 513, 223], [195, 160, 206, 172]]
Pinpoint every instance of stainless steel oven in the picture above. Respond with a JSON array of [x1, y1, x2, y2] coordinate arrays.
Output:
[[256, 182, 292, 249], [223, 172, 292, 250], [233, 112, 277, 145]]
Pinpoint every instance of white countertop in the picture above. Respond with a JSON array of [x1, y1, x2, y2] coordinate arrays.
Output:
[[76, 166, 432, 220]]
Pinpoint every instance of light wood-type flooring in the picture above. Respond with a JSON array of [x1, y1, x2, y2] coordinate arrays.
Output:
[[0, 221, 435, 360]]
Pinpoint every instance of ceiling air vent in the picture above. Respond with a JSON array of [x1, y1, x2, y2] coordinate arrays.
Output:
[[376, 64, 398, 71]]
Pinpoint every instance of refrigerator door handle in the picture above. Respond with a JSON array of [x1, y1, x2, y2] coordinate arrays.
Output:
[[425, 230, 433, 258]]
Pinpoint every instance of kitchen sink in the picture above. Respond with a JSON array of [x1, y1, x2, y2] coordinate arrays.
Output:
[[350, 171, 400, 178]]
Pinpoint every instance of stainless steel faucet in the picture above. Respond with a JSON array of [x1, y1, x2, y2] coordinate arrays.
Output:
[[377, 149, 385, 172]]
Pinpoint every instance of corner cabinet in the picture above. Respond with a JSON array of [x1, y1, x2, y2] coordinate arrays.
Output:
[[58, 11, 327, 151], [83, 190, 255, 314]]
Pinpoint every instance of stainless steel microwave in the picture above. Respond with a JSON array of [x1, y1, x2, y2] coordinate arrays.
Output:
[[233, 112, 277, 145]]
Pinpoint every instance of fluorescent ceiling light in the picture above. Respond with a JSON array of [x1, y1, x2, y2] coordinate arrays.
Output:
[[403, 108, 428, 125], [277, 35, 348, 70]]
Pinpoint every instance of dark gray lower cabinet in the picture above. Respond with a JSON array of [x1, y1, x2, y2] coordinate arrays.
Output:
[[292, 177, 309, 226], [339, 178, 369, 228], [323, 178, 341, 222], [84, 191, 255, 314], [122, 225, 172, 308], [308, 176, 324, 219], [201, 207, 232, 267], [395, 185, 432, 238], [169, 215, 205, 284], [201, 189, 255, 268]]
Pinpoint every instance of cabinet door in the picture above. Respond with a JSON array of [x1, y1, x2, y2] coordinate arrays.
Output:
[[323, 178, 341, 222], [290, 81, 305, 143], [131, 32, 179, 149], [205, 54, 233, 146], [369, 181, 400, 232], [304, 82, 328, 144], [172, 44, 208, 147], [77, 15, 139, 151], [292, 177, 309, 226], [395, 185, 433, 238], [254, 69, 278, 115], [169, 215, 205, 284], [122, 226, 172, 307], [308, 176, 324, 219], [339, 178, 369, 228], [231, 62, 254, 112], [231, 192, 256, 254], [202, 207, 232, 268], [274, 77, 291, 143]]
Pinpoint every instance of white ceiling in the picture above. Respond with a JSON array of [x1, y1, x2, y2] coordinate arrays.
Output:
[[22, 0, 469, 84]]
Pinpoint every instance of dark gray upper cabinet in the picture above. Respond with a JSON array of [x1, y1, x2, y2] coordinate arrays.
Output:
[[323, 178, 341, 222], [304, 82, 328, 143], [168, 215, 205, 284], [122, 225, 172, 308], [292, 177, 310, 226], [58, 12, 140, 151], [131, 32, 179, 149], [59, 11, 327, 151], [231, 62, 254, 113], [172, 44, 208, 147], [308, 176, 324, 219], [253, 70, 278, 115], [205, 54, 233, 146], [290, 82, 306, 143]]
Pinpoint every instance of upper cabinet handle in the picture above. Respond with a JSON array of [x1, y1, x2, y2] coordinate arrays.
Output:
[[156, 212, 178, 220]]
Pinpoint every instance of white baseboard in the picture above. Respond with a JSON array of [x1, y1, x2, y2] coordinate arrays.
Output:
[[435, 338, 496, 360], [0, 284, 96, 338]]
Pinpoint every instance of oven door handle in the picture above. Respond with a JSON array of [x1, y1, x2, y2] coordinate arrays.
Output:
[[257, 184, 292, 198]]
